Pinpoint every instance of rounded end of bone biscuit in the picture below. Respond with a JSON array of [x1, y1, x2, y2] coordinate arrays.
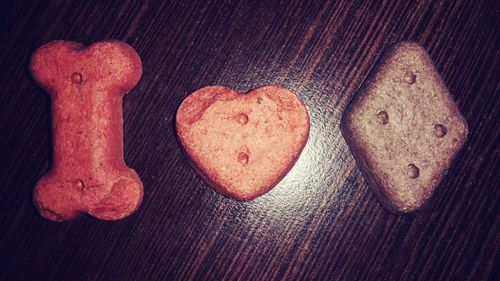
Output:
[[30, 41, 85, 93], [36, 206, 67, 222], [89, 41, 143, 94], [30, 40, 142, 95], [33, 175, 83, 222], [88, 171, 143, 220]]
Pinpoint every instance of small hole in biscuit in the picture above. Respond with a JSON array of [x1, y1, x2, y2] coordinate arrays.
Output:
[[377, 111, 389, 125], [73, 178, 84, 189], [237, 152, 249, 164], [434, 124, 447, 138], [403, 70, 416, 84], [71, 72, 83, 84], [407, 164, 419, 179], [236, 113, 249, 125]]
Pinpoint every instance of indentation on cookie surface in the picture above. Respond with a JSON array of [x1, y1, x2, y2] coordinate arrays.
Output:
[[407, 164, 420, 179], [71, 72, 83, 85], [236, 112, 249, 125], [237, 152, 249, 165], [377, 111, 389, 125], [403, 70, 416, 84], [73, 178, 84, 189], [434, 124, 447, 138]]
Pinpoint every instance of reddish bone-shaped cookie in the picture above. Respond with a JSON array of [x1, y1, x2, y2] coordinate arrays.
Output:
[[31, 41, 143, 221]]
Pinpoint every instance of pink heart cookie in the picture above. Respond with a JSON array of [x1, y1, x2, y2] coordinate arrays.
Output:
[[176, 86, 310, 200]]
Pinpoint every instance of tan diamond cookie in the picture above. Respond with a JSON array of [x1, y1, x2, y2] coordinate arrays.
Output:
[[341, 42, 468, 213]]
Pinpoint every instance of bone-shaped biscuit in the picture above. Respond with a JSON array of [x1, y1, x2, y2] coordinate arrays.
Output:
[[31, 41, 143, 221]]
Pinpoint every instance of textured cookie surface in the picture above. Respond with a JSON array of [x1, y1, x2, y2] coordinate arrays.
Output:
[[31, 41, 143, 221], [176, 86, 310, 200], [341, 42, 468, 213]]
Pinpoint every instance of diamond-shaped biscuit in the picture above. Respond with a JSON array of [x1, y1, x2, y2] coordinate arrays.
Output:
[[341, 42, 468, 213]]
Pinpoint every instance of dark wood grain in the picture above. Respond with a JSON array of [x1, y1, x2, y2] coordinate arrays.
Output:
[[0, 0, 498, 280]]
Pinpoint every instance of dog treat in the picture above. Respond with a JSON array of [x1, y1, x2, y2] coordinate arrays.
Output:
[[31, 40, 143, 221], [176, 86, 310, 200], [341, 42, 468, 213]]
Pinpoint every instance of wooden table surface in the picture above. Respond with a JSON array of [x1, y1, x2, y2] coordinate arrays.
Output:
[[1, 1, 498, 280]]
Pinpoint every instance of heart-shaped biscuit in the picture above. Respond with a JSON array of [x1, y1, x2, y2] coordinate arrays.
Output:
[[176, 86, 310, 200]]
